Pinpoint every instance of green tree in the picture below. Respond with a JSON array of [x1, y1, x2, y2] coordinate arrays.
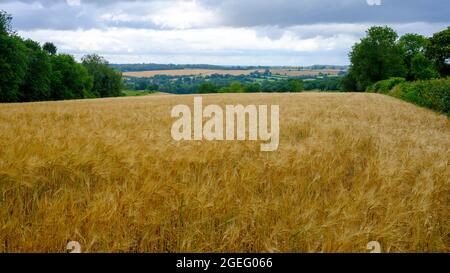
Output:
[[50, 54, 93, 100], [218, 86, 231, 93], [0, 11, 28, 102], [340, 71, 358, 92], [197, 82, 217, 94], [19, 39, 52, 101], [1, 12, 124, 102], [410, 53, 439, 80], [243, 83, 261, 93], [229, 82, 243, 93], [82, 54, 122, 97], [288, 79, 304, 92], [0, 35, 28, 102], [146, 84, 159, 92], [347, 26, 407, 91], [0, 10, 13, 35], [399, 34, 428, 57], [277, 81, 291, 92], [398, 34, 435, 80], [43, 42, 57, 55], [426, 27, 450, 77]]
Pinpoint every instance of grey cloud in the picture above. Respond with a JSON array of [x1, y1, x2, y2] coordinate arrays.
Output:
[[2, 0, 449, 66], [202, 0, 450, 26], [0, 0, 174, 30], [0, 0, 449, 31], [0, 1, 102, 30], [2, 0, 143, 6]]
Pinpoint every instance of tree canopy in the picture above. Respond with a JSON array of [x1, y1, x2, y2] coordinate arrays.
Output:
[[398, 34, 437, 80], [342, 26, 448, 91], [0, 11, 122, 103], [0, 10, 13, 35], [82, 54, 122, 98], [426, 27, 450, 77], [346, 26, 407, 91], [43, 42, 57, 55]]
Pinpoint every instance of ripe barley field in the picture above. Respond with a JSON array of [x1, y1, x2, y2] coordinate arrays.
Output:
[[0, 92, 448, 253]]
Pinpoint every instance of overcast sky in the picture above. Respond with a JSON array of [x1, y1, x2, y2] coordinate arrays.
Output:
[[1, 0, 448, 65]]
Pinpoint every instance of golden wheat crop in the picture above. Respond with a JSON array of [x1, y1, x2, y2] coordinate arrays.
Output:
[[0, 92, 448, 253]]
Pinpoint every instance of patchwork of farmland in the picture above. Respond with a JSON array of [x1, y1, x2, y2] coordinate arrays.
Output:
[[123, 69, 343, 78]]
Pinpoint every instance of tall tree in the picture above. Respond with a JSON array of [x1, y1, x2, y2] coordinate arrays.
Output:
[[426, 27, 450, 77], [50, 54, 93, 100], [0, 10, 13, 35], [19, 39, 52, 101], [347, 26, 407, 91], [43, 42, 57, 55], [410, 53, 439, 80], [0, 11, 28, 102], [82, 54, 122, 97], [398, 34, 436, 80]]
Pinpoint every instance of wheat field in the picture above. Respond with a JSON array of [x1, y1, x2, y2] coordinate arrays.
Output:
[[0, 92, 448, 253]]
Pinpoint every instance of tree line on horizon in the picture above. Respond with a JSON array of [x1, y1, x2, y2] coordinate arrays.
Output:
[[112, 63, 348, 72], [0, 11, 122, 103]]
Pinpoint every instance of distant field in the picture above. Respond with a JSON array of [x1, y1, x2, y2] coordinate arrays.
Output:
[[271, 69, 342, 77], [0, 93, 448, 252], [123, 69, 343, 77], [123, 69, 263, 77]]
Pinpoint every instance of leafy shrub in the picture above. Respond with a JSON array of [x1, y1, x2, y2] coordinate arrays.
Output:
[[366, 77, 406, 94], [389, 78, 450, 114]]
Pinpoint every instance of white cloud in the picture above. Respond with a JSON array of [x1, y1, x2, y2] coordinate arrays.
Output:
[[149, 1, 218, 29], [66, 0, 81, 6], [366, 0, 382, 6], [367, 0, 381, 6], [18, 20, 446, 65], [17, 25, 361, 65], [19, 26, 356, 53], [100, 1, 219, 29]]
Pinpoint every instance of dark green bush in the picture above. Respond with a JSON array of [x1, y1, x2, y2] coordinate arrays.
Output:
[[389, 78, 450, 114], [366, 77, 406, 94]]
